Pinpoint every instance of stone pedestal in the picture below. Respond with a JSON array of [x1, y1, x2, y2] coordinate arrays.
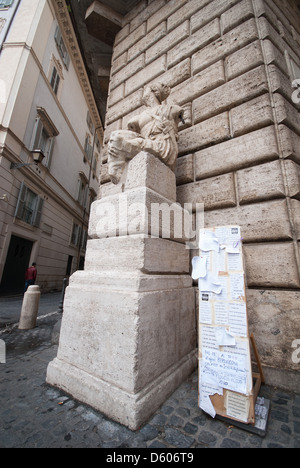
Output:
[[46, 152, 197, 430]]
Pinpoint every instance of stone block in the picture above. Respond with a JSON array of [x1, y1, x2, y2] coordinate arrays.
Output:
[[284, 160, 300, 199], [195, 126, 279, 180], [147, 0, 188, 32], [105, 89, 143, 125], [221, 0, 254, 35], [230, 94, 274, 137], [146, 21, 189, 65], [243, 242, 300, 288], [203, 199, 293, 242], [262, 39, 289, 76], [113, 22, 146, 59], [246, 289, 300, 386], [125, 55, 166, 96], [89, 187, 191, 243], [225, 40, 264, 80], [84, 236, 190, 274], [129, 0, 166, 33], [168, 18, 220, 68], [108, 83, 124, 107], [268, 64, 294, 101], [273, 93, 300, 134], [167, 0, 211, 32], [124, 152, 176, 201], [171, 60, 225, 106], [177, 173, 236, 211], [178, 112, 230, 155], [161, 58, 191, 90], [193, 65, 268, 124], [175, 154, 194, 186], [294, 199, 300, 239], [192, 18, 259, 74], [129, 21, 167, 63], [110, 54, 145, 91], [191, 0, 240, 33], [278, 125, 300, 164], [237, 160, 285, 204], [111, 51, 127, 75]]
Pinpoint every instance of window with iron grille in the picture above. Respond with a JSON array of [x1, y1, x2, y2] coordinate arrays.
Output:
[[14, 182, 44, 227]]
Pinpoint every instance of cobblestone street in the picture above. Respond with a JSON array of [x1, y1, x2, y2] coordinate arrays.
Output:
[[0, 306, 299, 449]]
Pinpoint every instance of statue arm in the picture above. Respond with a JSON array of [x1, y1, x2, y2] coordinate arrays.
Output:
[[127, 116, 140, 134]]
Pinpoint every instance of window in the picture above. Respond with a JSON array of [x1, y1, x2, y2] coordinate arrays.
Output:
[[50, 66, 60, 95], [71, 223, 81, 247], [31, 108, 59, 168], [84, 135, 93, 163], [54, 26, 70, 70], [0, 0, 14, 9], [70, 223, 87, 250], [14, 182, 44, 227], [77, 172, 89, 207]]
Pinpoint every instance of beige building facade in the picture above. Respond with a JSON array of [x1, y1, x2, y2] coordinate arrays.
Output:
[[93, 0, 300, 392], [0, 0, 103, 295]]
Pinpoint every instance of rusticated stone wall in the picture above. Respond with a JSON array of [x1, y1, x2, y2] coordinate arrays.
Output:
[[100, 0, 300, 391]]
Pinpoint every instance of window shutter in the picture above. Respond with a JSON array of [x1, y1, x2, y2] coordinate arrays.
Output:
[[32, 197, 44, 227], [14, 181, 27, 220], [31, 118, 43, 151], [45, 137, 54, 168]]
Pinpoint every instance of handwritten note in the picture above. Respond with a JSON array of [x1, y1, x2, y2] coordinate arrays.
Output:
[[202, 347, 247, 395], [230, 273, 245, 300]]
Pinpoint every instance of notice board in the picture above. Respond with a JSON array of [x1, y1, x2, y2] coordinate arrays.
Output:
[[193, 226, 256, 425]]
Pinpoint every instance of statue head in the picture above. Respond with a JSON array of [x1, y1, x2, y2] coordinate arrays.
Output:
[[142, 82, 171, 107]]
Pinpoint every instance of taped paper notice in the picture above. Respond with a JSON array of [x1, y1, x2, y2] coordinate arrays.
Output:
[[229, 302, 248, 337], [215, 226, 241, 253], [230, 273, 245, 300], [200, 295, 213, 325], [199, 272, 222, 294], [214, 302, 229, 325], [227, 252, 243, 271], [226, 392, 250, 423], [215, 328, 236, 347], [192, 256, 207, 280], [199, 230, 220, 252]]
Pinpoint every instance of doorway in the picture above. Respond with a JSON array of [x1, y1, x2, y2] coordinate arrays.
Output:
[[0, 235, 33, 296]]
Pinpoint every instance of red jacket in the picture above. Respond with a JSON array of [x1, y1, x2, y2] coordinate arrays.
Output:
[[25, 266, 37, 281]]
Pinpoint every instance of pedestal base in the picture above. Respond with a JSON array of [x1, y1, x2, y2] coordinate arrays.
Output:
[[46, 270, 197, 430], [47, 350, 196, 430]]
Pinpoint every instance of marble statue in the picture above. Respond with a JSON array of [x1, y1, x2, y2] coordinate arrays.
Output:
[[108, 82, 184, 185]]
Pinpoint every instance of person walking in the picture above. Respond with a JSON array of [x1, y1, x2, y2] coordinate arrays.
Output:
[[24, 263, 37, 293]]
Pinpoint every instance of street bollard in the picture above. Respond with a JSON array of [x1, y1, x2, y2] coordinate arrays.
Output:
[[18, 285, 41, 330]]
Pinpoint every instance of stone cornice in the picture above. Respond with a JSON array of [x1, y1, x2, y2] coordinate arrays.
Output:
[[51, 0, 104, 143]]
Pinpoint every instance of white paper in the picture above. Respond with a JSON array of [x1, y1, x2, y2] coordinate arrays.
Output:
[[199, 272, 222, 294], [228, 302, 248, 337], [214, 302, 229, 325], [201, 326, 218, 349], [199, 366, 223, 418], [199, 296, 213, 324], [227, 252, 243, 271], [199, 230, 220, 252], [202, 348, 247, 394], [191, 256, 207, 280], [215, 327, 236, 346], [215, 226, 241, 253], [226, 392, 249, 423], [212, 249, 226, 273], [230, 273, 245, 300], [212, 275, 228, 301]]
